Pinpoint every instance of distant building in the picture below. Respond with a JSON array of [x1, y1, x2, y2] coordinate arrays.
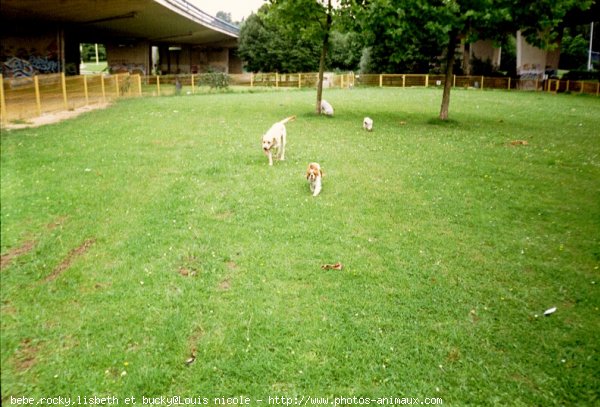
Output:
[[0, 0, 242, 77]]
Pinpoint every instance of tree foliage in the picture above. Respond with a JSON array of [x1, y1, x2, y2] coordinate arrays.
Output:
[[237, 4, 321, 73], [342, 0, 448, 73]]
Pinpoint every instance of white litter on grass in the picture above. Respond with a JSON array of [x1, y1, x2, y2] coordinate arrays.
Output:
[[543, 307, 557, 316]]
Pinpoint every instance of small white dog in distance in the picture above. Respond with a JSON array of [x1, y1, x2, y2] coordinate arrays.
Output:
[[320, 100, 334, 116], [306, 162, 323, 196], [363, 117, 373, 131], [262, 116, 296, 166]]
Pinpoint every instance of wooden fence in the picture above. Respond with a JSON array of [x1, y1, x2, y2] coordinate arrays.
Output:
[[1, 72, 598, 126], [1, 73, 142, 125]]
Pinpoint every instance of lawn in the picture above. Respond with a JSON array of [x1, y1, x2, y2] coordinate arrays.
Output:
[[1, 87, 599, 406]]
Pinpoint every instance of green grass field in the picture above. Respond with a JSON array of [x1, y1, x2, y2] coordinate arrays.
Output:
[[1, 87, 599, 406]]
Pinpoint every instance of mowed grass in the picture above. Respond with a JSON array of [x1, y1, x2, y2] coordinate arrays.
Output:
[[1, 87, 599, 405]]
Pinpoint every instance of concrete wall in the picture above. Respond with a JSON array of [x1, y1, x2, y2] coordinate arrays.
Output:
[[516, 30, 559, 78], [107, 42, 150, 75], [471, 40, 501, 67], [1, 29, 64, 77], [156, 45, 239, 74]]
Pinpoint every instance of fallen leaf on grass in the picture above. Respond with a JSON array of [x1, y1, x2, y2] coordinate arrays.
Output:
[[510, 140, 529, 146], [185, 348, 197, 366], [321, 262, 343, 270]]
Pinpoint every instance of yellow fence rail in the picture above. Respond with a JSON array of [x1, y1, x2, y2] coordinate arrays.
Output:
[[1, 73, 142, 126], [1, 72, 598, 126]]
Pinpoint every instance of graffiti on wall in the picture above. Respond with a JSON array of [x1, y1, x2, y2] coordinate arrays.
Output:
[[2, 55, 60, 77], [110, 63, 146, 75], [1, 38, 60, 77]]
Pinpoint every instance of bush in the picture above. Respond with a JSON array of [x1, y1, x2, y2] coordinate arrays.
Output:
[[562, 70, 600, 81], [198, 70, 229, 89]]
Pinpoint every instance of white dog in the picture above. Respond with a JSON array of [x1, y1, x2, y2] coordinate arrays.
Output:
[[363, 117, 373, 131], [306, 162, 323, 196], [262, 116, 295, 166], [320, 100, 334, 116]]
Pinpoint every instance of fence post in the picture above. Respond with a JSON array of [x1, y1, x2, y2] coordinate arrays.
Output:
[[379, 74, 383, 87], [298, 73, 301, 89], [191, 74, 195, 94], [402, 74, 406, 88], [481, 76, 484, 90], [250, 72, 254, 87], [83, 75, 89, 105], [101, 75, 106, 102], [425, 74, 429, 87], [156, 75, 161, 96], [0, 74, 7, 126], [566, 80, 570, 92], [275, 72, 279, 88], [61, 72, 68, 109], [508, 77, 511, 90], [34, 75, 42, 116], [115, 75, 120, 97], [580, 81, 584, 94]]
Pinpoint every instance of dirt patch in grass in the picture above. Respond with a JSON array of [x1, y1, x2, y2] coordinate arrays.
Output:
[[12, 338, 40, 371], [178, 267, 197, 277], [1, 240, 36, 270], [218, 278, 231, 291], [45, 239, 95, 282], [47, 216, 69, 231], [1, 217, 69, 271], [3, 102, 112, 130]]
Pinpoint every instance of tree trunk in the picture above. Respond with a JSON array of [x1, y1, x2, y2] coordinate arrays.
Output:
[[316, 0, 332, 114], [439, 31, 459, 121]]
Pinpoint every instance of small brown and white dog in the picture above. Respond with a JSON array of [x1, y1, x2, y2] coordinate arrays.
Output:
[[320, 100, 334, 116], [262, 116, 296, 165], [306, 162, 323, 196], [363, 117, 373, 131]]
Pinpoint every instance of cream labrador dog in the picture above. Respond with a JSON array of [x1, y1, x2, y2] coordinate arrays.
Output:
[[363, 117, 373, 131], [261, 116, 296, 166]]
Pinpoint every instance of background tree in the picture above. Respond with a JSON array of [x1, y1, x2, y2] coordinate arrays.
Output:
[[216, 11, 233, 23], [269, 0, 334, 114], [237, 4, 321, 73], [342, 0, 595, 120], [327, 31, 362, 71], [344, 1, 447, 73], [560, 26, 593, 70]]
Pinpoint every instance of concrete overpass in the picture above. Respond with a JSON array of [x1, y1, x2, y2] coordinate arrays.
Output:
[[0, 0, 242, 77]]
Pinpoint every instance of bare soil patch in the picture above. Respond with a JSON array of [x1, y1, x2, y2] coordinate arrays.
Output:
[[1, 240, 36, 270], [3, 102, 112, 130], [45, 239, 95, 282], [12, 338, 40, 371]]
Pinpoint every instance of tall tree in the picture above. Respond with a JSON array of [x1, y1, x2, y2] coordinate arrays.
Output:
[[437, 0, 594, 120], [237, 4, 321, 73], [342, 0, 595, 120], [270, 0, 334, 114]]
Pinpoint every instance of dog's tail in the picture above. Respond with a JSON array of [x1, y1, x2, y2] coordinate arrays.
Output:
[[279, 115, 296, 124]]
